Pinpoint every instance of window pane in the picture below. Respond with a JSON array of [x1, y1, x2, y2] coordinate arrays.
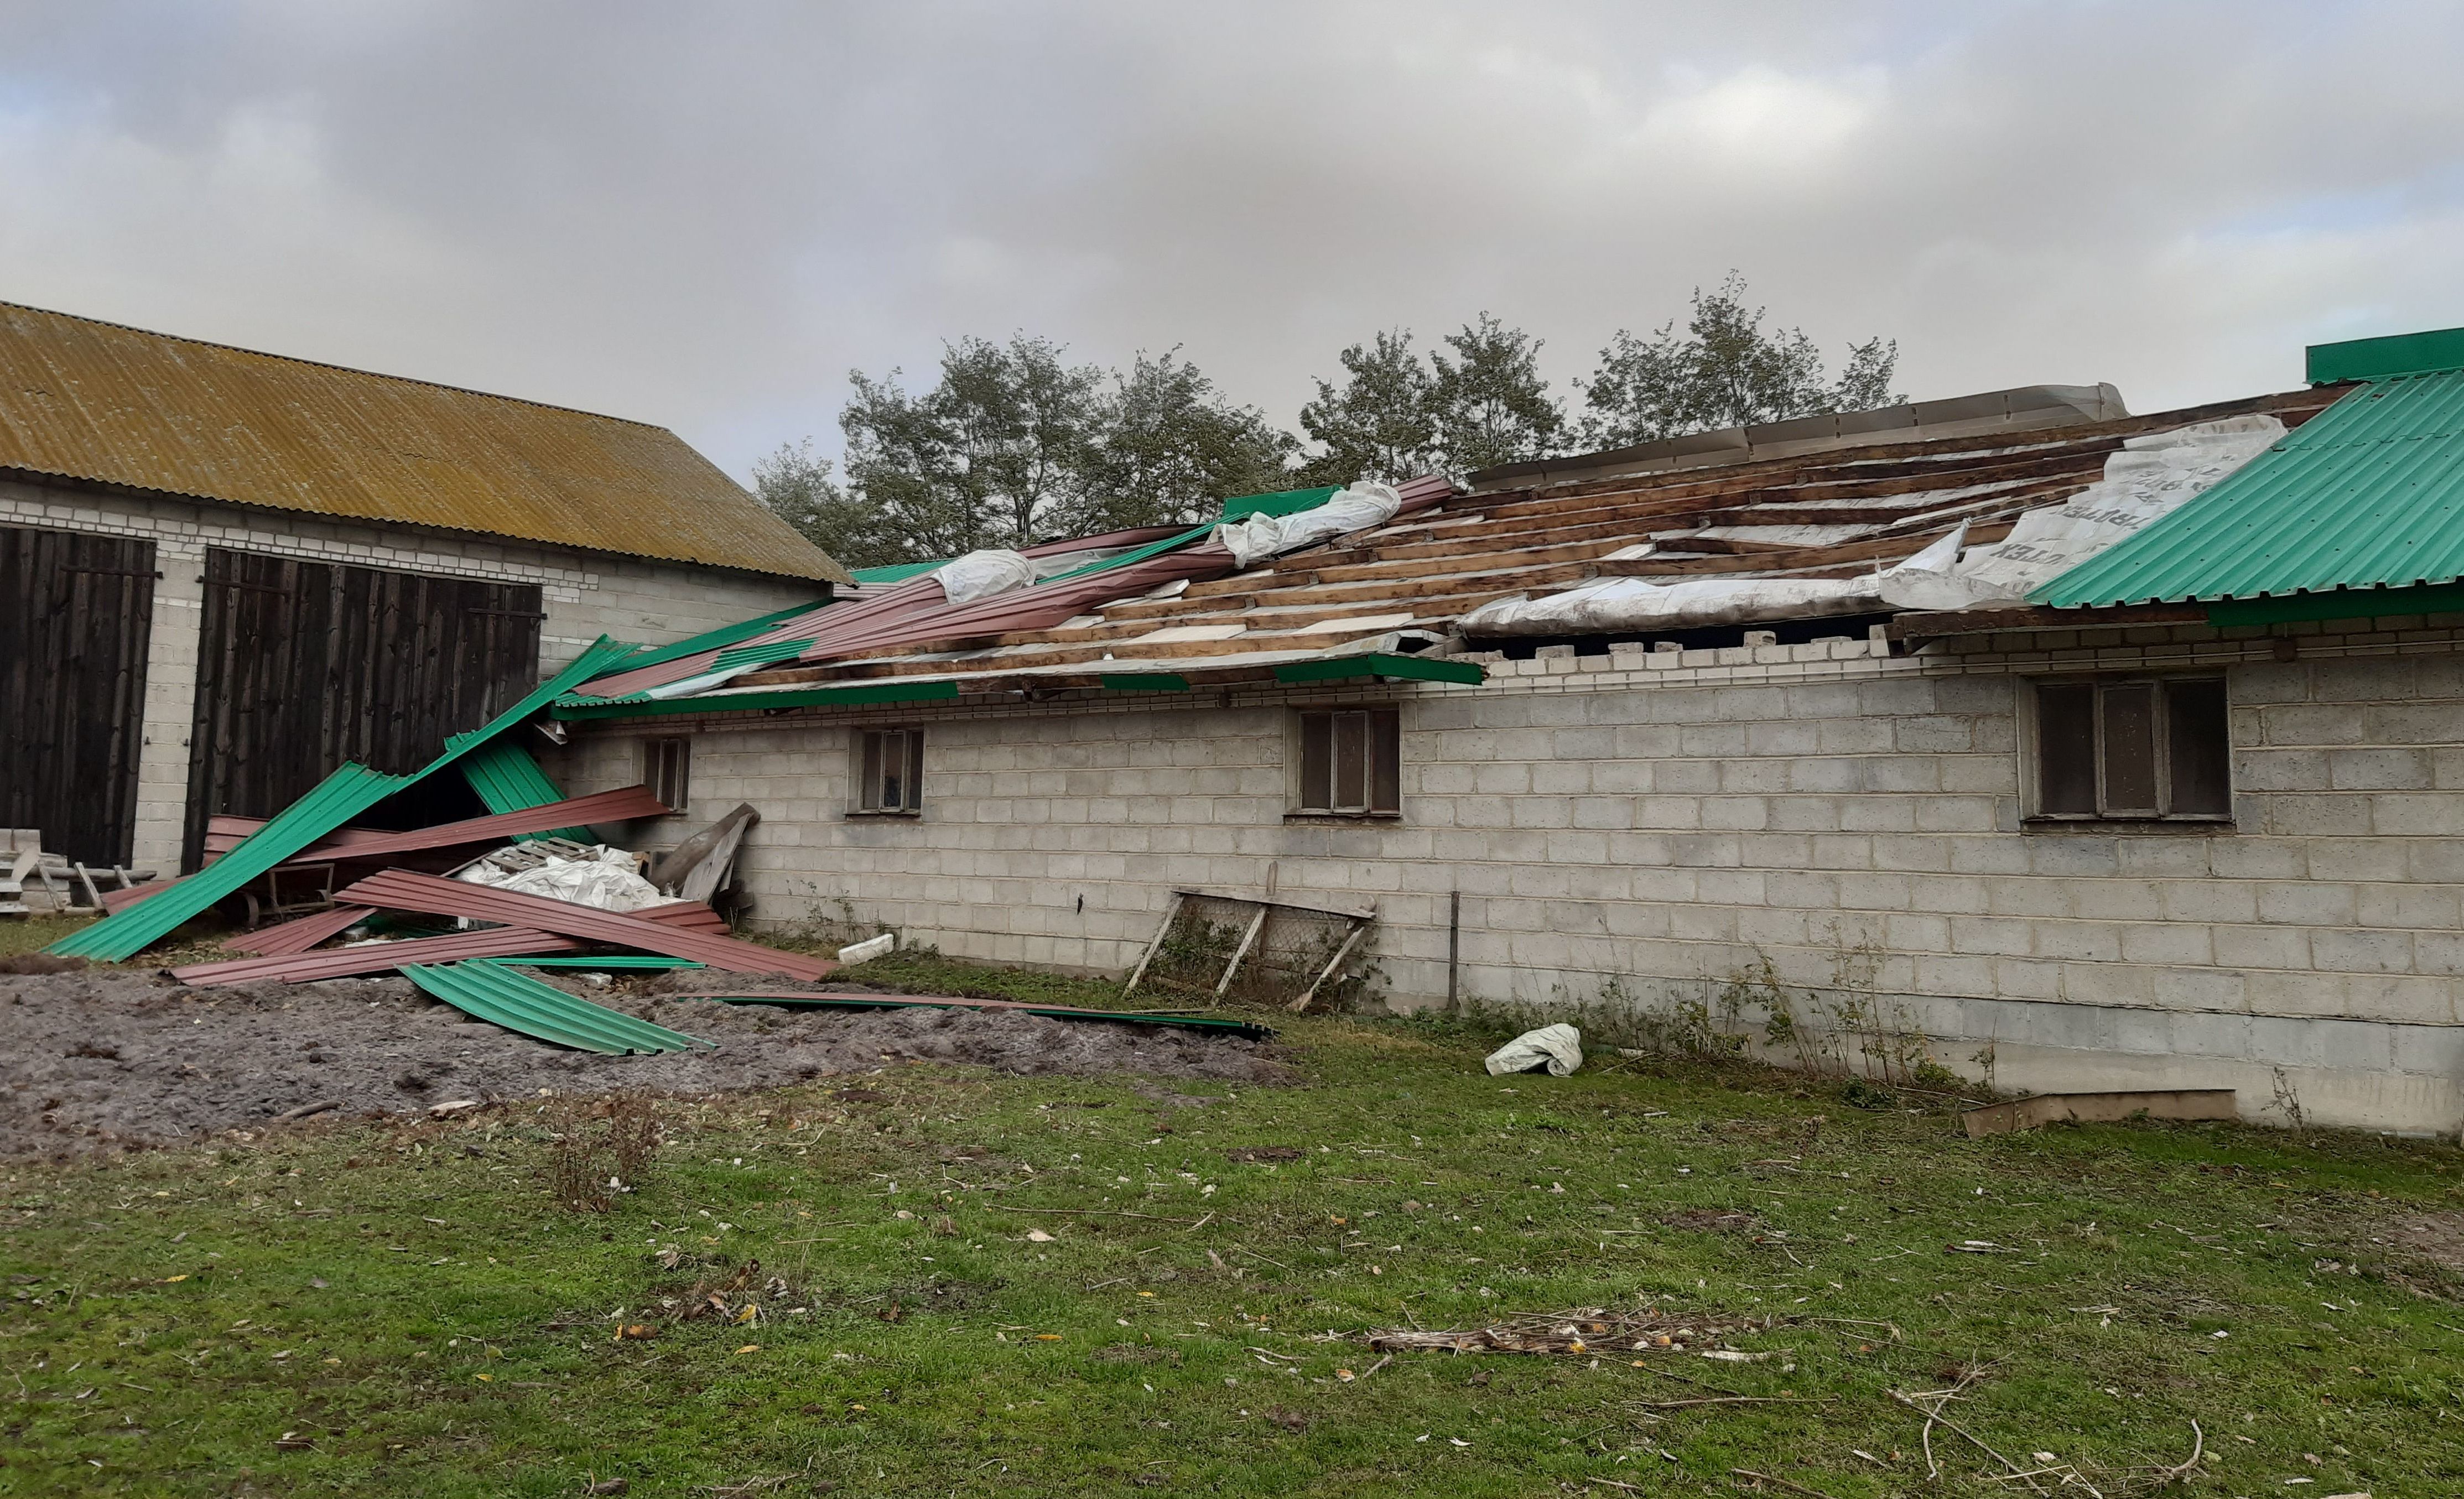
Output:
[[1369, 709, 1401, 813], [1298, 712, 1332, 810], [1333, 712, 1368, 810], [880, 730, 907, 810], [2166, 679, 2231, 815], [2035, 684, 2097, 814], [905, 730, 926, 814], [2100, 683, 2159, 815], [860, 731, 882, 811]]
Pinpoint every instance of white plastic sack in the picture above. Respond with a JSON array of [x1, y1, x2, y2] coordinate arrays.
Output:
[[1462, 573, 1883, 636], [1875, 415, 2285, 611], [453, 845, 666, 913], [935, 549, 1040, 603], [1213, 482, 1404, 568], [1485, 1023, 1585, 1077]]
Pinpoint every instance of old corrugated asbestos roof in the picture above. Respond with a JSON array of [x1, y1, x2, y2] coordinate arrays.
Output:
[[555, 384, 2340, 721], [0, 301, 850, 584]]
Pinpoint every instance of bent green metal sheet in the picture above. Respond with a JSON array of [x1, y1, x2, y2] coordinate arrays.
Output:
[[459, 739, 590, 840], [403, 961, 712, 1054], [54, 637, 640, 960]]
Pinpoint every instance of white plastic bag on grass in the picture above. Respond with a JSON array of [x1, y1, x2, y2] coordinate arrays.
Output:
[[1485, 1023, 1584, 1077]]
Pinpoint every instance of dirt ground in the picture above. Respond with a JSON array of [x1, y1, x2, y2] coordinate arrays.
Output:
[[0, 965, 1287, 1158]]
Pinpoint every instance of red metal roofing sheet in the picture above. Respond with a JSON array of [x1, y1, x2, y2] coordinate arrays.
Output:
[[221, 905, 374, 957], [113, 785, 674, 914], [335, 868, 833, 980], [171, 926, 583, 987]]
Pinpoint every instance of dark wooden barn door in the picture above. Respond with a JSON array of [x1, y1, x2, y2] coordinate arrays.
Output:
[[182, 549, 543, 866], [0, 524, 157, 866]]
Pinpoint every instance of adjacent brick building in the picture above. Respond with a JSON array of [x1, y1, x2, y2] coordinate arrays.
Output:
[[0, 302, 848, 873]]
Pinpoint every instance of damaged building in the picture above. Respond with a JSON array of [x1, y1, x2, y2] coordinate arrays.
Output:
[[535, 327, 2464, 1136], [0, 302, 850, 877]]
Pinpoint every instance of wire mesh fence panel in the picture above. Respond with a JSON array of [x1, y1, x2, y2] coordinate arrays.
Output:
[[1134, 893, 1369, 1008]]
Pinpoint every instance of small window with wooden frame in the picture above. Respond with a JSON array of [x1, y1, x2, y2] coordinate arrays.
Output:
[[2027, 676, 2231, 824], [641, 737, 691, 813], [1293, 706, 1401, 818], [851, 727, 924, 816]]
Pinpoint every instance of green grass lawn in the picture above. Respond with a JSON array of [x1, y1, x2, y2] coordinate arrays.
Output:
[[3, 958, 2461, 1496]]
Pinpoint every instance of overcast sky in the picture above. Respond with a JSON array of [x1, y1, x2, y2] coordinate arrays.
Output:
[[1, 1, 2456, 482]]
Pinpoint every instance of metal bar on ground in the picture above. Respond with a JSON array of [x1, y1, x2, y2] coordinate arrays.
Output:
[[685, 991, 1276, 1040], [1120, 892, 1184, 997], [479, 955, 705, 970], [333, 868, 834, 980]]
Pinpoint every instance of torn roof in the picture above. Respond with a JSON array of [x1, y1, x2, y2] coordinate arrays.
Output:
[[555, 384, 2343, 720], [0, 300, 851, 584], [2038, 361, 2464, 611]]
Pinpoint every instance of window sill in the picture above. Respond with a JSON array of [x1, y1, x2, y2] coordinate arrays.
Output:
[[844, 809, 923, 821], [1285, 810, 1403, 824], [2021, 816, 2233, 834]]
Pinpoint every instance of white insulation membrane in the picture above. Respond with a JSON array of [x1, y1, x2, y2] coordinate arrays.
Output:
[[1460, 415, 2284, 637]]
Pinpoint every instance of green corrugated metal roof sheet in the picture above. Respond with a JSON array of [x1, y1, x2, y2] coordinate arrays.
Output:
[[53, 637, 641, 960], [1273, 653, 1485, 686], [459, 739, 591, 840], [2035, 370, 2464, 608], [551, 677, 960, 721], [49, 763, 409, 959], [1219, 485, 1340, 523], [594, 596, 836, 678], [403, 961, 713, 1054], [849, 558, 953, 584]]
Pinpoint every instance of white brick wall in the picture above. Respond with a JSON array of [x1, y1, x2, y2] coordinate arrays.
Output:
[[560, 617, 2464, 1134], [1, 478, 823, 869]]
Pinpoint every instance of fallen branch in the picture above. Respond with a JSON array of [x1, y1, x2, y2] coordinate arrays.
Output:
[[2151, 1419, 2203, 1486], [1889, 1388, 2040, 1493], [1729, 1468, 1843, 1499], [1353, 1354, 1392, 1382], [272, 1099, 340, 1123]]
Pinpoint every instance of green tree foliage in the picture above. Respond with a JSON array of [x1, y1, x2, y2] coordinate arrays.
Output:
[[1579, 272, 1904, 449], [835, 339, 1286, 563], [1296, 330, 1441, 486], [789, 283, 1905, 566], [837, 335, 1106, 555], [1068, 350, 1299, 534], [748, 440, 906, 570], [1431, 312, 1564, 472]]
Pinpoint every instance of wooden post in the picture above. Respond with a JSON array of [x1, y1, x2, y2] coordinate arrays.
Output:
[[1214, 903, 1270, 998], [1120, 892, 1184, 997], [1290, 920, 1369, 1013]]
